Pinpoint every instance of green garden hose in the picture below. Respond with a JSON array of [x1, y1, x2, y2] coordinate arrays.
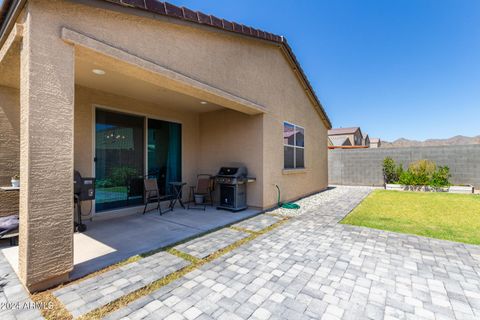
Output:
[[275, 185, 300, 209]]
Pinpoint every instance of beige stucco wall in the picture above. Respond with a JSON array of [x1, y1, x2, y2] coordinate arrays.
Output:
[[47, 0, 328, 209], [0, 86, 20, 216], [74, 85, 200, 205], [198, 110, 263, 208], [19, 1, 75, 291], [0, 0, 329, 289]]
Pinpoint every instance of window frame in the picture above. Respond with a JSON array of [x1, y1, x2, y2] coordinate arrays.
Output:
[[283, 121, 305, 169]]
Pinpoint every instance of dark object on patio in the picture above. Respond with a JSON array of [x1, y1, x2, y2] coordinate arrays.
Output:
[[0, 215, 19, 246], [74, 171, 96, 232], [143, 178, 172, 215], [188, 174, 215, 210], [168, 182, 187, 210], [127, 177, 144, 206], [215, 167, 255, 212]]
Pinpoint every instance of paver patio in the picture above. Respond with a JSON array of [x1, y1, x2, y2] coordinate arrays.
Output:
[[232, 214, 282, 232], [103, 186, 480, 320], [2, 186, 480, 319], [0, 252, 44, 320], [53, 251, 189, 318], [174, 228, 250, 259]]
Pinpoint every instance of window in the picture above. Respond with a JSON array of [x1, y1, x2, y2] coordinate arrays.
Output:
[[283, 122, 305, 169]]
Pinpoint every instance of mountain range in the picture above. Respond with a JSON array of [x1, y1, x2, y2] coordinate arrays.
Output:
[[382, 135, 480, 148]]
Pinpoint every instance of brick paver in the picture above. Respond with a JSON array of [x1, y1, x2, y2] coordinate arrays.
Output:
[[105, 186, 480, 320], [53, 251, 189, 318], [0, 252, 44, 320], [174, 228, 250, 259], [232, 214, 281, 232]]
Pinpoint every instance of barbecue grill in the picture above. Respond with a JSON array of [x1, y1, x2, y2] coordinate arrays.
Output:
[[215, 166, 254, 211]]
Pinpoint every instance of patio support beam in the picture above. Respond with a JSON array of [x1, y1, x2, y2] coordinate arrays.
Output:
[[61, 27, 267, 115], [19, 11, 75, 291], [0, 23, 22, 64]]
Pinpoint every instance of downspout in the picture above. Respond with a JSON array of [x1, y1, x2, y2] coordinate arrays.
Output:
[[0, 0, 26, 50]]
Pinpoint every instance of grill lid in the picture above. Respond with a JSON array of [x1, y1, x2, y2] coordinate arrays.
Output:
[[217, 166, 247, 177]]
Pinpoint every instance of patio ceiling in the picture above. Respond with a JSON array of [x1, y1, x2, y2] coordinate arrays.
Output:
[[76, 55, 224, 114], [65, 28, 267, 115]]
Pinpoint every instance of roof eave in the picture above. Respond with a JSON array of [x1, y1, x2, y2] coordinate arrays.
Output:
[[0, 0, 26, 49]]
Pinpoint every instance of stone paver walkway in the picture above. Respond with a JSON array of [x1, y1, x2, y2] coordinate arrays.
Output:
[[53, 251, 189, 318], [104, 186, 480, 320], [174, 228, 250, 259], [0, 252, 44, 320], [232, 214, 282, 232]]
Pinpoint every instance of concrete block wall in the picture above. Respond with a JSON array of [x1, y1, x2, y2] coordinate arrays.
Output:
[[328, 145, 480, 189]]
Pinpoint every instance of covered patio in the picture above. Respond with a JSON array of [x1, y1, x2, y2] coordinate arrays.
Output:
[[1, 206, 260, 280], [0, 17, 266, 290]]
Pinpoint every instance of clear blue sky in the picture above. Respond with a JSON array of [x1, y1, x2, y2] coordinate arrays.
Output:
[[170, 0, 480, 141], [1, 1, 479, 141]]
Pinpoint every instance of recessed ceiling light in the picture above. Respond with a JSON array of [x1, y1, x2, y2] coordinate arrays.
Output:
[[92, 69, 106, 75], [200, 101, 208, 105]]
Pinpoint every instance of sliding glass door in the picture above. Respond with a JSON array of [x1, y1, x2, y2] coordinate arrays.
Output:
[[147, 119, 182, 196], [94, 109, 182, 213], [95, 109, 145, 212]]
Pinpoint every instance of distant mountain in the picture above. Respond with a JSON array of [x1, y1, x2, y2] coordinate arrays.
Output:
[[382, 135, 480, 148]]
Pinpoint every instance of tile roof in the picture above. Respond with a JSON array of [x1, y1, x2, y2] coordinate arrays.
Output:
[[107, 0, 285, 43], [328, 127, 360, 136], [99, 1, 332, 128], [0, 0, 332, 128], [329, 136, 352, 146]]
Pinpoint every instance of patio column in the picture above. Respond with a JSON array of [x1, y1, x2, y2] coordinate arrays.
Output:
[[19, 13, 75, 291]]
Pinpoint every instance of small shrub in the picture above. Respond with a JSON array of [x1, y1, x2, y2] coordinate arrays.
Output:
[[429, 166, 451, 188], [383, 157, 399, 183], [398, 170, 415, 186]]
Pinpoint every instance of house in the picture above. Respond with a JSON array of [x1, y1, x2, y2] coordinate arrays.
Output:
[[363, 134, 370, 147], [328, 136, 353, 147], [0, 0, 331, 291], [328, 127, 364, 147], [370, 138, 381, 148]]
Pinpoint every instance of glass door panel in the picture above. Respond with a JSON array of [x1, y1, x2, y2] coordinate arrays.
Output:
[[95, 109, 145, 212], [147, 119, 182, 196]]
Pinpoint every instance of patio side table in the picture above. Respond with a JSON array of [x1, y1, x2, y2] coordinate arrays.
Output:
[[169, 182, 186, 210]]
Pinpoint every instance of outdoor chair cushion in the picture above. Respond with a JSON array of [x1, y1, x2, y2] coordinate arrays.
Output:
[[0, 215, 19, 234]]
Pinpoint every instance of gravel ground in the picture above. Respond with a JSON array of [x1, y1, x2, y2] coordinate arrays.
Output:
[[271, 185, 375, 217]]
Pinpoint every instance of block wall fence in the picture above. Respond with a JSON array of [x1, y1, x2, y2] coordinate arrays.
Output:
[[328, 145, 480, 189]]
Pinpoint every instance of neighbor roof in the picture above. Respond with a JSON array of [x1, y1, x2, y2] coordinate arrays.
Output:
[[328, 127, 360, 136], [0, 0, 332, 128], [370, 138, 380, 143], [329, 136, 352, 146]]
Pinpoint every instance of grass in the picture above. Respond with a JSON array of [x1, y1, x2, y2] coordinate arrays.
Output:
[[341, 190, 480, 245]]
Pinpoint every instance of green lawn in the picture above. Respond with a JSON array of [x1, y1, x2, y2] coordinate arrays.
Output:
[[341, 190, 480, 245]]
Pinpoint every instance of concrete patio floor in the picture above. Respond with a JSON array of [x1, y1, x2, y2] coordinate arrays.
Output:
[[1, 206, 260, 280]]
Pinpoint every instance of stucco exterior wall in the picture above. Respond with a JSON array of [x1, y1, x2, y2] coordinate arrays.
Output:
[[0, 0, 329, 290], [198, 110, 263, 208], [19, 1, 75, 291], [262, 81, 329, 208], [74, 85, 200, 206], [51, 0, 328, 209], [0, 86, 20, 217]]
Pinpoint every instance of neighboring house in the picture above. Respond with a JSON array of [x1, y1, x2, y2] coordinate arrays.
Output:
[[328, 127, 364, 147], [0, 0, 331, 291], [329, 136, 353, 147], [363, 134, 370, 147], [370, 138, 381, 148]]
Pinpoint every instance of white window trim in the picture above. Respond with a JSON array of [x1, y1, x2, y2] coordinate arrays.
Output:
[[283, 121, 305, 169]]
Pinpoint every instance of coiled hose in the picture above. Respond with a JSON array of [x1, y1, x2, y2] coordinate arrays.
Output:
[[275, 185, 300, 209]]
